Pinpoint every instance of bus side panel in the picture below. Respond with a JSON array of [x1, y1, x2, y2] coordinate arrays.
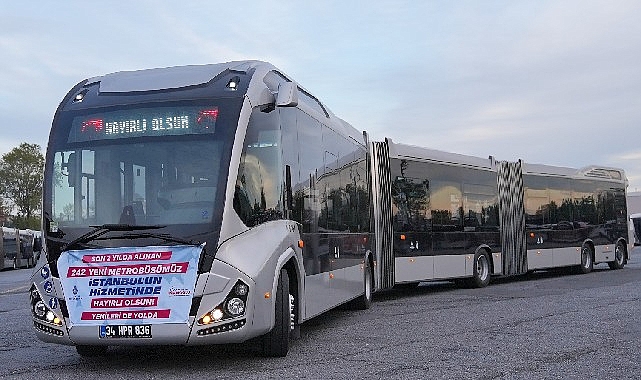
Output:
[[595, 244, 615, 263], [214, 220, 303, 337], [554, 246, 581, 267], [388, 155, 501, 284], [304, 272, 335, 319], [395, 256, 434, 283], [527, 249, 554, 270], [434, 254, 470, 280]]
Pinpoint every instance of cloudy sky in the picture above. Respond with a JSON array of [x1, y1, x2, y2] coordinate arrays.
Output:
[[2, 1, 640, 190]]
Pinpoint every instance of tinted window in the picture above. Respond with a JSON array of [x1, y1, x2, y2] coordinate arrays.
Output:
[[295, 111, 323, 233], [233, 107, 283, 227]]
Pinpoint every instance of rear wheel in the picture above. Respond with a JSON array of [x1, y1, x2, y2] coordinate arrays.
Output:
[[260, 269, 290, 357], [608, 241, 626, 270], [576, 244, 593, 274], [350, 259, 373, 310], [469, 251, 491, 288], [76, 345, 108, 357]]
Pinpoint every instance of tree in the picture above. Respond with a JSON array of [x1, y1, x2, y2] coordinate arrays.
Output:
[[0, 197, 9, 224], [0, 143, 44, 228]]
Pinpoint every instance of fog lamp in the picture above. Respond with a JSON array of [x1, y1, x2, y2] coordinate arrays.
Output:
[[234, 283, 249, 296]]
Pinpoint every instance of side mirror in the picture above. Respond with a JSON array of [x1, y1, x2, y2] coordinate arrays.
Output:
[[276, 82, 298, 107]]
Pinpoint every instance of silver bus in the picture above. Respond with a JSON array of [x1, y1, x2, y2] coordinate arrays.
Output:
[[31, 61, 629, 357], [32, 61, 373, 357]]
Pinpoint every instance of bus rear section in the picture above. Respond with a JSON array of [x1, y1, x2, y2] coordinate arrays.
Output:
[[371, 140, 629, 289]]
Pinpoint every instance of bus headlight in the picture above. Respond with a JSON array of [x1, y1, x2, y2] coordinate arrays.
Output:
[[30, 284, 63, 327], [198, 280, 249, 325], [226, 298, 245, 316]]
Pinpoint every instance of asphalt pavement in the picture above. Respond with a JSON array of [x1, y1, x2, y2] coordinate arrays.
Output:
[[1, 248, 640, 379]]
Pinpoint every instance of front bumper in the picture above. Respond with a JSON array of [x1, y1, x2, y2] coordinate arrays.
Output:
[[31, 259, 269, 346]]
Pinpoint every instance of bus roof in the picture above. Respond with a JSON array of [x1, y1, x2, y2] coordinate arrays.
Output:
[[93, 61, 259, 93], [387, 139, 626, 182], [79, 60, 364, 146]]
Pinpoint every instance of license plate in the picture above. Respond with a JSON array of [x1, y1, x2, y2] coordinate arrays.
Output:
[[99, 325, 152, 339]]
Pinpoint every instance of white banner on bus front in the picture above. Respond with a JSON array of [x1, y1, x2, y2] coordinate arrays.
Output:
[[58, 245, 202, 326]]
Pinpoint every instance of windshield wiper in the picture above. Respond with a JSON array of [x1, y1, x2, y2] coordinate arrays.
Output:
[[117, 231, 196, 246], [62, 224, 166, 251]]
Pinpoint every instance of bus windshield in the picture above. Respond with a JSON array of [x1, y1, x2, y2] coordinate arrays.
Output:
[[44, 99, 242, 248], [51, 139, 224, 228]]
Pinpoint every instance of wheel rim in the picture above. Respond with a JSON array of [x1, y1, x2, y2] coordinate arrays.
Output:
[[615, 244, 624, 265], [288, 294, 295, 332], [582, 247, 592, 269], [364, 266, 372, 302], [476, 255, 489, 281]]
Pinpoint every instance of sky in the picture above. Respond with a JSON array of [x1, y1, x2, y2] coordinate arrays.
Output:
[[1, 1, 640, 191]]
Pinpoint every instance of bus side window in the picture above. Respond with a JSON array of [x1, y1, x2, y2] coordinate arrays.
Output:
[[233, 107, 283, 227]]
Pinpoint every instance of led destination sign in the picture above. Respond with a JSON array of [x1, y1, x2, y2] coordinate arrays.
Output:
[[68, 106, 219, 142]]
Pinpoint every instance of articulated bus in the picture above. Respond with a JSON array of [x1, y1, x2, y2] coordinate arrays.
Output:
[[31, 61, 629, 357], [370, 140, 628, 289]]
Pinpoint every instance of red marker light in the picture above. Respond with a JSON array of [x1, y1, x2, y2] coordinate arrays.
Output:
[[81, 119, 103, 132], [197, 109, 219, 126]]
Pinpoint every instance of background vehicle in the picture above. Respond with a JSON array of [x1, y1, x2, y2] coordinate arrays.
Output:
[[1, 227, 39, 270], [631, 213, 641, 246]]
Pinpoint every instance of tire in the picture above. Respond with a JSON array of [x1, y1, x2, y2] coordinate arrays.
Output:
[[260, 269, 290, 357], [350, 259, 373, 310], [576, 244, 593, 274], [608, 241, 626, 270], [76, 345, 108, 357], [469, 251, 491, 288]]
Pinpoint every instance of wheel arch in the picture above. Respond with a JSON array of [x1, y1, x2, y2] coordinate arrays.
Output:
[[281, 255, 302, 324]]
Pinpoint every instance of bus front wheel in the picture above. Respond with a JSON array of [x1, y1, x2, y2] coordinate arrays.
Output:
[[260, 269, 290, 357]]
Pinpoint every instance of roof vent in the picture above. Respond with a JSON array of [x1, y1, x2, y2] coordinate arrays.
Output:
[[583, 168, 622, 180]]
